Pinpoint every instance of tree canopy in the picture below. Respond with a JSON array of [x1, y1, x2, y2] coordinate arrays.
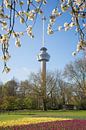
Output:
[[0, 58, 86, 110]]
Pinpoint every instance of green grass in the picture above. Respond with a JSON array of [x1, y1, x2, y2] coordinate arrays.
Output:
[[0, 110, 86, 121]]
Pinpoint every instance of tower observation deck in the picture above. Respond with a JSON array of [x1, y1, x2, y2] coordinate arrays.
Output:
[[37, 47, 50, 62]]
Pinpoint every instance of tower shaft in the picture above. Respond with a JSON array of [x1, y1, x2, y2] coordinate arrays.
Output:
[[41, 61, 46, 83], [37, 47, 50, 111], [41, 61, 46, 108]]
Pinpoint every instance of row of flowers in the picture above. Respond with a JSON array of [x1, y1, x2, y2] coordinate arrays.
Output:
[[0, 119, 86, 130], [0, 117, 69, 128]]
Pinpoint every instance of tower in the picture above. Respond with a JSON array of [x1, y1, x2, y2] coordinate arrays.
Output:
[[37, 17, 50, 110]]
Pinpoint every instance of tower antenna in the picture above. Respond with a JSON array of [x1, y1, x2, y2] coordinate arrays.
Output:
[[42, 16, 46, 47]]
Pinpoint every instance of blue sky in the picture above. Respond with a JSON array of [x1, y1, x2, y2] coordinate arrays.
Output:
[[0, 0, 83, 82]]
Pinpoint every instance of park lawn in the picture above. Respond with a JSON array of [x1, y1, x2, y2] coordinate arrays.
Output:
[[0, 110, 86, 121]]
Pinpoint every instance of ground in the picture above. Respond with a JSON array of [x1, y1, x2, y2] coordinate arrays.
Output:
[[0, 110, 86, 129]]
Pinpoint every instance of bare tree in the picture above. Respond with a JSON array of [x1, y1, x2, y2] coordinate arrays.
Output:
[[29, 72, 43, 109], [46, 70, 73, 109], [64, 58, 86, 109]]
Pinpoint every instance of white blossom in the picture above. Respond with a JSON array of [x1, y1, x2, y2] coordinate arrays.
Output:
[[71, 16, 76, 22], [15, 39, 21, 47], [27, 0, 32, 4], [28, 10, 36, 21], [76, 40, 86, 52], [64, 22, 69, 27], [4, 0, 9, 5], [4, 0, 11, 9], [69, 22, 75, 28], [65, 27, 70, 31], [20, 32, 24, 36], [64, 22, 70, 31], [47, 24, 52, 29], [49, 16, 56, 25], [72, 51, 77, 56], [52, 8, 61, 17], [79, 13, 86, 18], [83, 24, 86, 27], [58, 26, 62, 31], [1, 54, 11, 61], [43, 0, 47, 5], [35, 8, 43, 14], [12, 32, 20, 38], [79, 3, 85, 11], [0, 35, 9, 44], [2, 21, 7, 29], [74, 0, 82, 6], [27, 26, 34, 38], [35, 0, 41, 3], [20, 17, 25, 24], [47, 25, 53, 35], [52, 9, 58, 15], [76, 44, 82, 52], [68, 0, 71, 4], [47, 30, 53, 35], [0, 12, 4, 18], [3, 66, 11, 73], [61, 4, 69, 12]]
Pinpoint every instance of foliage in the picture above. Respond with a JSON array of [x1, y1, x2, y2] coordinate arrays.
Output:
[[0, 0, 85, 72], [0, 58, 86, 110]]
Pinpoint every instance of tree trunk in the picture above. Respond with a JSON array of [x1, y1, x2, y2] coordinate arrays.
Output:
[[43, 98, 47, 111]]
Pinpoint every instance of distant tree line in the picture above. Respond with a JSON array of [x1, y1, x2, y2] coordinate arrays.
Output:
[[0, 58, 86, 111]]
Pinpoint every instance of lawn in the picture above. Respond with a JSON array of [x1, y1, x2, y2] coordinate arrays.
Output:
[[0, 110, 86, 121]]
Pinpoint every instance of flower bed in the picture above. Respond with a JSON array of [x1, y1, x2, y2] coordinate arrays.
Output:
[[0, 117, 68, 127], [0, 118, 86, 130]]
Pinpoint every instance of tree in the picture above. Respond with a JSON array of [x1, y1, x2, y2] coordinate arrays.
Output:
[[46, 70, 74, 108], [0, 79, 18, 111], [0, 83, 3, 98], [19, 80, 33, 97], [18, 80, 34, 109], [3, 79, 18, 96], [46, 71, 63, 109], [0, 59, 86, 110], [64, 58, 86, 109], [29, 72, 43, 110], [0, 83, 3, 110], [0, 0, 85, 72]]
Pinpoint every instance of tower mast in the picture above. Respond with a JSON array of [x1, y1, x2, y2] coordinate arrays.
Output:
[[42, 16, 46, 47], [37, 16, 50, 111]]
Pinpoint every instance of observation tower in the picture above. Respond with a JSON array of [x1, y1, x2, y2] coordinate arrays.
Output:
[[37, 16, 50, 110]]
